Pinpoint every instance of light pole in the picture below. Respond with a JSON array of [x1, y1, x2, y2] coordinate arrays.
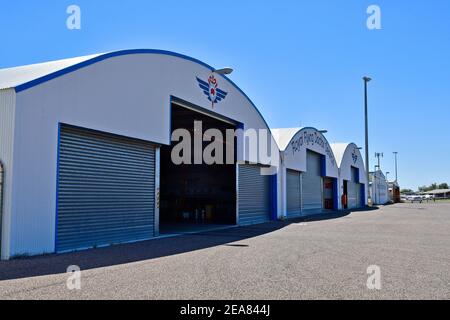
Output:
[[363, 76, 372, 204], [393, 152, 398, 182], [375, 152, 383, 170]]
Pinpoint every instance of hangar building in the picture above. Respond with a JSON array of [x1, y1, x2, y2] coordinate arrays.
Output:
[[0, 49, 371, 260], [331, 143, 368, 210], [272, 128, 339, 218], [370, 170, 389, 205], [0, 50, 281, 259]]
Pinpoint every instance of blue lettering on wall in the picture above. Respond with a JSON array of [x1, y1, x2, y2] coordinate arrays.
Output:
[[290, 130, 336, 166]]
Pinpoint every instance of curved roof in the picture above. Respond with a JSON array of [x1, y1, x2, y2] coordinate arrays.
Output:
[[0, 49, 274, 134], [0, 49, 219, 92], [271, 127, 303, 151], [0, 53, 102, 91], [330, 143, 353, 168], [271, 126, 333, 152]]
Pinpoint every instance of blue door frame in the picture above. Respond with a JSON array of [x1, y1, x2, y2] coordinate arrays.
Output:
[[270, 174, 278, 220]]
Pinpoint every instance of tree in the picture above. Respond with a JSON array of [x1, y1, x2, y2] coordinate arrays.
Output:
[[418, 182, 448, 192], [401, 189, 414, 194], [438, 183, 449, 190]]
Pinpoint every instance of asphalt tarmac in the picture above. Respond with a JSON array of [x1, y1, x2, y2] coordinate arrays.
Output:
[[0, 203, 449, 300]]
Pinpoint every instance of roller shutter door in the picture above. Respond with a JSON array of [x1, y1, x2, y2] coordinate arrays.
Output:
[[347, 181, 358, 209], [286, 170, 302, 218], [238, 164, 271, 225], [57, 125, 156, 252], [302, 151, 323, 213], [356, 184, 361, 208], [348, 167, 360, 209]]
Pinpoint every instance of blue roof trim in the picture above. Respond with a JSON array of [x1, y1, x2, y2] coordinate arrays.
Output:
[[14, 49, 274, 133], [15, 49, 213, 93]]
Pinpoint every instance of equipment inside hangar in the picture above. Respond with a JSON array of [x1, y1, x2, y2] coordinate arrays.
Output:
[[159, 102, 237, 228]]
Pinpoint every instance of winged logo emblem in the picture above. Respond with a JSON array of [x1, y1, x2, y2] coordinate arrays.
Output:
[[352, 149, 358, 164], [196, 75, 228, 108]]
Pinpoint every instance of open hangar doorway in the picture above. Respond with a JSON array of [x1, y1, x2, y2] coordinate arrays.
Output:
[[159, 100, 238, 234]]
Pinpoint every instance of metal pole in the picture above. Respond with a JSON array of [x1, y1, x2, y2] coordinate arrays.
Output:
[[375, 152, 383, 170], [393, 152, 398, 182], [363, 77, 372, 203]]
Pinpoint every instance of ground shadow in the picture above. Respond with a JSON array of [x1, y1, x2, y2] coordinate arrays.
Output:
[[0, 208, 377, 281], [300, 206, 379, 222]]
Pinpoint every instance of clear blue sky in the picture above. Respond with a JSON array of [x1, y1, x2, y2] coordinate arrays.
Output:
[[1, 0, 449, 190]]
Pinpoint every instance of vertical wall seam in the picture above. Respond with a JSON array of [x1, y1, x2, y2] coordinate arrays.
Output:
[[54, 123, 61, 253], [0, 89, 15, 260]]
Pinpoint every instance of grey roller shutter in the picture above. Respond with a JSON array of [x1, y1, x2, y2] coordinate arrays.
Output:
[[238, 164, 271, 225], [348, 181, 358, 209], [348, 167, 360, 209], [57, 125, 156, 252], [302, 151, 323, 213], [286, 170, 302, 218], [356, 184, 361, 208]]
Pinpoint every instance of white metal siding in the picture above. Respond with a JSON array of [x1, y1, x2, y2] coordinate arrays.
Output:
[[0, 89, 15, 260], [302, 151, 323, 213], [57, 125, 156, 252]]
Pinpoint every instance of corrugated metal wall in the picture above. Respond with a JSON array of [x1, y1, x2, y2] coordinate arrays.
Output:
[[0, 89, 15, 260], [347, 181, 358, 209], [238, 164, 271, 225], [57, 124, 156, 252], [302, 151, 323, 212], [348, 167, 361, 209], [286, 169, 302, 218]]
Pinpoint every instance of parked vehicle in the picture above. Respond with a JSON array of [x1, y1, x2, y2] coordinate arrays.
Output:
[[406, 195, 423, 203]]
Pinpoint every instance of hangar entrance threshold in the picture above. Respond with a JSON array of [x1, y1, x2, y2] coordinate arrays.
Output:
[[160, 223, 236, 236]]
